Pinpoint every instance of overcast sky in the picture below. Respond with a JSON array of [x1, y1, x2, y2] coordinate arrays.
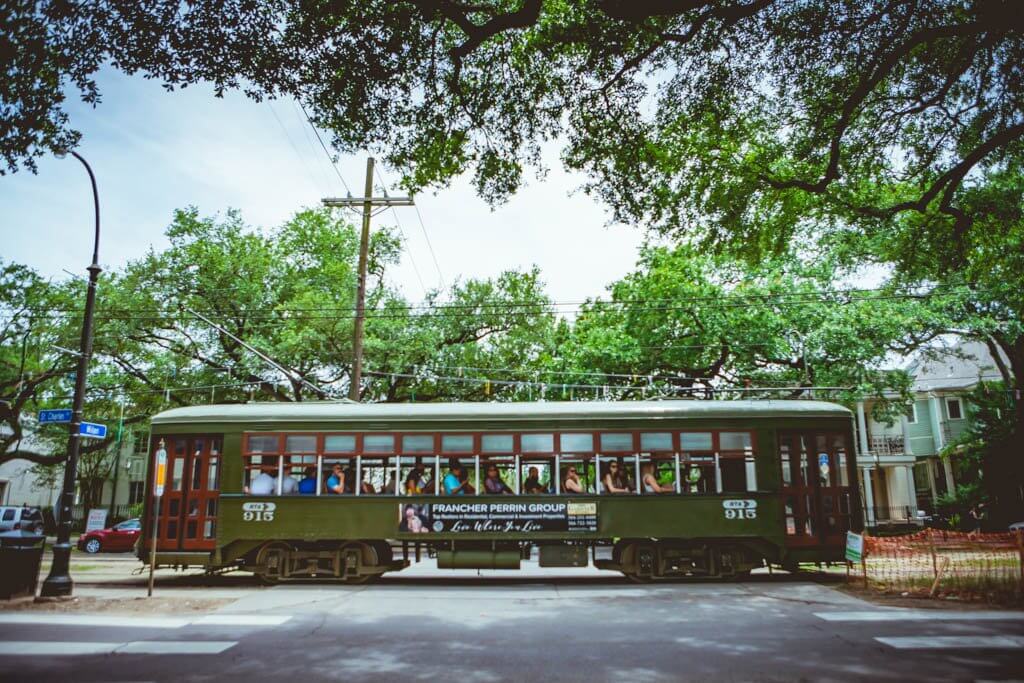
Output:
[[0, 69, 645, 306]]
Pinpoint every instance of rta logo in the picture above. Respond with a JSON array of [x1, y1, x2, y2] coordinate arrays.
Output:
[[242, 501, 277, 522]]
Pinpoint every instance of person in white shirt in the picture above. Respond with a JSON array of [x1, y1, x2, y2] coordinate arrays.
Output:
[[280, 471, 299, 494], [246, 465, 277, 495]]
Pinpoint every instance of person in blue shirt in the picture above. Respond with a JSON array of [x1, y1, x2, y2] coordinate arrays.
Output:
[[298, 467, 318, 495], [443, 462, 470, 495], [326, 463, 346, 495]]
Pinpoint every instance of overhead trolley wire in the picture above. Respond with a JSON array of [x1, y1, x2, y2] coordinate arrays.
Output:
[[4, 287, 968, 322]]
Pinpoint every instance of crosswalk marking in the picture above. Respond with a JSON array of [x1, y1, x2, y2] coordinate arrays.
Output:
[[191, 614, 291, 626], [815, 610, 1024, 622], [0, 641, 237, 656], [115, 641, 237, 654], [0, 615, 190, 629], [0, 642, 121, 656], [0, 613, 290, 628], [876, 636, 1024, 649]]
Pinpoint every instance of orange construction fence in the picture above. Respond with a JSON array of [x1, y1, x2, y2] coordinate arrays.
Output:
[[848, 529, 1024, 599]]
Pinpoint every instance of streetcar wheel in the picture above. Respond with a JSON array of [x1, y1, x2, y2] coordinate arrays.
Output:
[[255, 541, 293, 585], [339, 541, 379, 584]]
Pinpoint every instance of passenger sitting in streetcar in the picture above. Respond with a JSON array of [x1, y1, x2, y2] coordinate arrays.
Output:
[[522, 466, 545, 494], [280, 462, 299, 495], [443, 462, 473, 495], [326, 463, 346, 494], [601, 460, 631, 494], [356, 467, 377, 494], [404, 466, 425, 494], [298, 467, 318, 495], [562, 466, 584, 494], [246, 463, 277, 495], [484, 464, 513, 495], [641, 462, 673, 494]]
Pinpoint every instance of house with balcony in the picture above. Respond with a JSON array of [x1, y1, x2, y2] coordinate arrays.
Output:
[[854, 340, 1007, 530]]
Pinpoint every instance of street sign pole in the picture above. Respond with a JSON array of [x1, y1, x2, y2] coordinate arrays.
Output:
[[148, 440, 167, 598]]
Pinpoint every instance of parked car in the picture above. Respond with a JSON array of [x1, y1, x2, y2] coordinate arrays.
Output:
[[77, 518, 142, 553], [0, 506, 45, 534]]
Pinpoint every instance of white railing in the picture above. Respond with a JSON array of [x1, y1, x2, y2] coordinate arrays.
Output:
[[868, 435, 906, 456]]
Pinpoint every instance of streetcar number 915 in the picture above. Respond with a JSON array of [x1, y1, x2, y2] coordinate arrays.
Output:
[[722, 499, 757, 520]]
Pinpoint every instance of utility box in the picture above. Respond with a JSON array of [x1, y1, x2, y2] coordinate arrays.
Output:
[[539, 545, 589, 567]]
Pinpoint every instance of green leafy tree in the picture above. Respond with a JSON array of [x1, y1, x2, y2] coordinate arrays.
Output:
[[555, 244, 928, 413], [4, 1, 1022, 241]]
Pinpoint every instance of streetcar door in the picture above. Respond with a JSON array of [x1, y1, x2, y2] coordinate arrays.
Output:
[[156, 437, 189, 551], [154, 435, 221, 552], [181, 437, 221, 551], [778, 432, 853, 548]]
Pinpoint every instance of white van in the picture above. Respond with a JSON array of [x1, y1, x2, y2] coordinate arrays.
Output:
[[0, 506, 45, 534]]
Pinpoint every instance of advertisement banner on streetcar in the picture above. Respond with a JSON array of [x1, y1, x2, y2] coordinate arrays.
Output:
[[398, 501, 598, 533]]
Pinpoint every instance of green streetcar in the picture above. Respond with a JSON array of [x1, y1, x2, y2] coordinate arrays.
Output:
[[139, 400, 861, 582]]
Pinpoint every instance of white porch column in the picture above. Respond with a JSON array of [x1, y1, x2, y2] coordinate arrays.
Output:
[[942, 457, 955, 494], [929, 394, 945, 452], [899, 413, 910, 455], [861, 467, 876, 527], [903, 465, 918, 517], [856, 401, 870, 457]]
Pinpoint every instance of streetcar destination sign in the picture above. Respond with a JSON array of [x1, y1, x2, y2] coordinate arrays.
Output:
[[38, 409, 72, 423], [78, 422, 107, 439]]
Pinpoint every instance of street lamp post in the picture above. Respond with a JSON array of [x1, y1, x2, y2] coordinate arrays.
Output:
[[40, 150, 101, 598]]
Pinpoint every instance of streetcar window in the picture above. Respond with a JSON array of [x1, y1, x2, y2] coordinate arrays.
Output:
[[599, 433, 633, 452], [482, 458, 515, 494], [720, 432, 752, 450], [521, 433, 554, 453], [324, 434, 356, 452], [680, 432, 712, 450], [560, 433, 593, 453], [243, 454, 281, 494], [364, 435, 395, 453], [323, 458, 351, 494], [441, 434, 474, 453], [681, 455, 714, 493], [719, 458, 747, 493], [837, 448, 849, 486], [640, 432, 672, 451], [403, 435, 436, 453], [283, 455, 316, 495], [481, 434, 514, 453], [286, 435, 317, 453], [247, 434, 280, 453], [520, 461, 551, 493], [560, 457, 589, 493]]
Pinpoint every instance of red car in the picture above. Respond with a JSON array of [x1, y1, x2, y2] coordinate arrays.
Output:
[[77, 518, 141, 553]]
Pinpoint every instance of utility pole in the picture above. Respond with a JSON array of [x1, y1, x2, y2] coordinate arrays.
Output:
[[322, 158, 413, 401]]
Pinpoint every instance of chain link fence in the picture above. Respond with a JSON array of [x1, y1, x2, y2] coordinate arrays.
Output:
[[848, 529, 1024, 601]]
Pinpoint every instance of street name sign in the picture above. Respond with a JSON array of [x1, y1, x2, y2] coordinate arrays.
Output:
[[79, 422, 107, 439], [38, 409, 72, 423]]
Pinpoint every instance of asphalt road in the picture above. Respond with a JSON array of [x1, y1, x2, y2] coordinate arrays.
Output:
[[1, 563, 1023, 682]]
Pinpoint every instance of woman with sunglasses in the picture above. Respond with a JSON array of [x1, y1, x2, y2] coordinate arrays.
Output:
[[483, 464, 514, 495], [601, 460, 631, 494], [562, 466, 584, 494]]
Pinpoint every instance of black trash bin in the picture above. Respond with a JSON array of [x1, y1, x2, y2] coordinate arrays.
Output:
[[0, 530, 46, 600]]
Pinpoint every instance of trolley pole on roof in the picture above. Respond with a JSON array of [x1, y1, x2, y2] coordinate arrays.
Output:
[[322, 157, 413, 401]]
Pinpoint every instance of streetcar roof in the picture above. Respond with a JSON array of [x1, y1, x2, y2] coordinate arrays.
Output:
[[151, 399, 851, 426]]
